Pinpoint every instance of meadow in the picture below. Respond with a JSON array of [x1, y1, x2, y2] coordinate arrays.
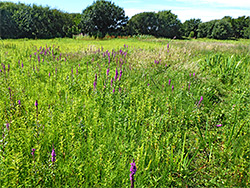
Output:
[[0, 37, 250, 187]]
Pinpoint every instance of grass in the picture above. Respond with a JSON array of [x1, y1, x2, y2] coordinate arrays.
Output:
[[0, 37, 250, 187]]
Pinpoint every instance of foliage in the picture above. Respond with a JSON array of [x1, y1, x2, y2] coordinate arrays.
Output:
[[128, 10, 182, 38], [79, 0, 128, 38], [211, 19, 233, 39], [127, 12, 158, 36], [182, 18, 201, 38], [197, 20, 218, 38], [0, 2, 79, 39]]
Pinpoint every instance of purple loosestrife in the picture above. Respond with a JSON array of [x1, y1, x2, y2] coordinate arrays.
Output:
[[216, 124, 222, 127], [31, 148, 36, 156], [115, 68, 118, 80], [35, 100, 38, 109], [172, 85, 174, 92], [93, 74, 97, 90], [119, 69, 122, 81], [18, 100, 21, 105], [106, 68, 110, 77], [51, 147, 56, 163], [6, 123, 10, 130], [198, 96, 203, 106], [130, 159, 137, 188], [49, 72, 51, 77], [22, 62, 24, 68], [168, 79, 171, 86], [113, 88, 115, 93], [111, 78, 113, 87], [193, 73, 195, 77]]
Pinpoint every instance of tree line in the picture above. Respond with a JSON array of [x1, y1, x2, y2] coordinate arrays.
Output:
[[1, 0, 250, 39]]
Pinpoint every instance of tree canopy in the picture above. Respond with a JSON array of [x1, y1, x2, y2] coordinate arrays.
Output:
[[79, 0, 128, 38]]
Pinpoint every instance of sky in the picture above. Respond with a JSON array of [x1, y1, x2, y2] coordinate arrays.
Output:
[[4, 0, 250, 22]]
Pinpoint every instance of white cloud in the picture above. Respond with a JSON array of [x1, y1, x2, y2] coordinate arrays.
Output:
[[175, 0, 250, 8]]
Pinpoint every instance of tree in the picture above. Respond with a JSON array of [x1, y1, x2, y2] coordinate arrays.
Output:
[[197, 20, 217, 38], [182, 18, 201, 38], [80, 0, 128, 38], [211, 19, 233, 39], [156, 10, 182, 38], [128, 10, 182, 38], [128, 12, 158, 36], [0, 2, 20, 39]]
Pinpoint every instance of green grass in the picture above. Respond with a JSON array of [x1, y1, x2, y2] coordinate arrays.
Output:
[[0, 38, 250, 187]]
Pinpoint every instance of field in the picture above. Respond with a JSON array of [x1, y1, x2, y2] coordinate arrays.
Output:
[[1, 37, 250, 187]]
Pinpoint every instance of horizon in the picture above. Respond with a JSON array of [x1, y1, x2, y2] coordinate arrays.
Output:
[[3, 0, 250, 22]]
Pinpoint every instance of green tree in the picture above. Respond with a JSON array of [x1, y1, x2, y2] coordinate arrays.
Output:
[[197, 20, 217, 38], [80, 0, 128, 38], [0, 2, 20, 39], [128, 12, 158, 36], [182, 18, 201, 38], [211, 19, 233, 39], [156, 10, 182, 38]]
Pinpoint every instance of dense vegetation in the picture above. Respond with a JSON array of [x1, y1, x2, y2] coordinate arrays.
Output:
[[1, 0, 250, 39], [1, 37, 250, 187]]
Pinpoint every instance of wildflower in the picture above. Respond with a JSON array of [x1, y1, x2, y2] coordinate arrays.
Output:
[[115, 68, 118, 80], [119, 69, 122, 81], [18, 100, 21, 105], [6, 123, 10, 130], [51, 147, 56, 163], [111, 78, 113, 87], [35, 100, 38, 108], [106, 68, 110, 77], [172, 85, 174, 92], [93, 81, 97, 90], [198, 96, 203, 106], [168, 79, 171, 86], [216, 124, 222, 127], [31, 148, 36, 156], [113, 88, 115, 93], [193, 73, 195, 77], [130, 159, 137, 188]]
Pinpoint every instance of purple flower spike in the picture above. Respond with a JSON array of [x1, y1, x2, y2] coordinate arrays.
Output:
[[18, 100, 21, 105], [172, 85, 174, 92], [106, 68, 110, 77], [51, 147, 56, 163], [193, 73, 195, 77], [31, 148, 36, 156], [22, 62, 24, 68], [189, 73, 191, 77], [130, 159, 137, 188], [113, 88, 115, 93], [6, 123, 10, 130], [168, 79, 171, 86], [35, 100, 38, 108], [93, 81, 97, 90], [119, 69, 122, 81], [216, 124, 222, 127], [111, 78, 113, 87], [198, 96, 203, 106], [115, 68, 118, 80], [49, 72, 51, 77]]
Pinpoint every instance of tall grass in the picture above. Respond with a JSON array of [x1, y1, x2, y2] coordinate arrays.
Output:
[[0, 38, 250, 187]]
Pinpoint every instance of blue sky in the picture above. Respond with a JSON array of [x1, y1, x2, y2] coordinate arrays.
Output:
[[5, 0, 250, 22]]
